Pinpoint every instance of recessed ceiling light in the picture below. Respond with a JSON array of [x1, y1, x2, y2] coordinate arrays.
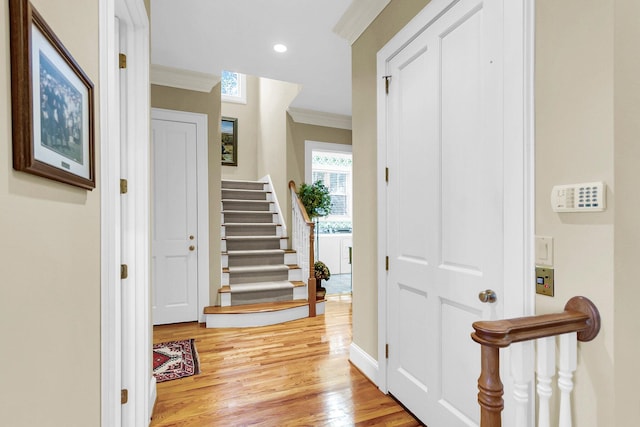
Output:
[[273, 44, 288, 53]]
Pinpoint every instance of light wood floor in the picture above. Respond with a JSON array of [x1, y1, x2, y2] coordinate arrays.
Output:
[[151, 295, 423, 426]]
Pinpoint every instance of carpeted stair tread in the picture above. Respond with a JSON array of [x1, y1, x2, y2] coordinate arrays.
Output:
[[223, 222, 280, 226], [224, 264, 290, 273], [226, 249, 285, 255], [223, 235, 285, 240]]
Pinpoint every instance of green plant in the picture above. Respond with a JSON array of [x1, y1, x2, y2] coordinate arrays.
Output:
[[298, 180, 332, 219], [314, 261, 331, 282]]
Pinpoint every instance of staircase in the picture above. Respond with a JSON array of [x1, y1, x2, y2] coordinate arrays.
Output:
[[204, 178, 324, 327]]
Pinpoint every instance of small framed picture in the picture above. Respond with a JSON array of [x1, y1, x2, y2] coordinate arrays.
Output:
[[9, 0, 96, 189], [221, 117, 238, 166]]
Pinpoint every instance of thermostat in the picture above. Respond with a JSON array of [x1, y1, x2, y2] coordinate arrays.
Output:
[[551, 181, 606, 212]]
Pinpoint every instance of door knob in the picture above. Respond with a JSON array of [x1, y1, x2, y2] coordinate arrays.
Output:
[[189, 235, 195, 240], [478, 289, 497, 303], [189, 245, 195, 251]]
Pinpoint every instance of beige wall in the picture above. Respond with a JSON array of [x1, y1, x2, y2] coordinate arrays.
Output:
[[535, 0, 616, 425], [257, 77, 300, 228], [286, 115, 352, 189], [0, 1, 101, 425], [222, 75, 260, 180], [151, 84, 223, 300], [613, 0, 640, 425], [351, 0, 431, 360]]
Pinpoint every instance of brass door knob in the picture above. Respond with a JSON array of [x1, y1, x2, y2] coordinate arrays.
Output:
[[189, 245, 195, 251], [478, 289, 497, 303]]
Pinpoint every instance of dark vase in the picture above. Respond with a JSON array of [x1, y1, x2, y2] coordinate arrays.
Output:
[[316, 279, 327, 299]]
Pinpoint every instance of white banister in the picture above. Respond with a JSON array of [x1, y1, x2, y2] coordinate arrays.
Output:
[[536, 336, 555, 427], [511, 341, 534, 427], [558, 333, 577, 427], [289, 181, 316, 316]]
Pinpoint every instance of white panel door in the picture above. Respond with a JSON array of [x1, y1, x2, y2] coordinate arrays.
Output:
[[152, 119, 198, 325], [386, 0, 505, 425]]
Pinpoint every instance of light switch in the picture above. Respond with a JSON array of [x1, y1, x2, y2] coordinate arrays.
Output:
[[535, 236, 553, 267]]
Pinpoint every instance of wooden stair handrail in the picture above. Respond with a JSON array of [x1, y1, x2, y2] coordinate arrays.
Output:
[[471, 296, 601, 427], [289, 180, 317, 317]]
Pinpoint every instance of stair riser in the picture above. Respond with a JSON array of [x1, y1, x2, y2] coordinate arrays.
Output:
[[222, 225, 279, 237], [223, 238, 285, 251], [222, 212, 276, 224], [222, 181, 266, 191], [222, 201, 272, 212], [228, 253, 285, 267], [229, 270, 289, 284], [231, 289, 293, 306], [222, 189, 270, 201]]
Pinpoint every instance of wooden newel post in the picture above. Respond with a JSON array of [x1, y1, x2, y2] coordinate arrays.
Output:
[[477, 345, 504, 427]]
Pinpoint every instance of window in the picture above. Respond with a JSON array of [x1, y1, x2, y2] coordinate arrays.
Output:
[[221, 70, 247, 104], [311, 151, 352, 234]]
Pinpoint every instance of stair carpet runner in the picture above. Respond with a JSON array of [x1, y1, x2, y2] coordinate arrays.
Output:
[[219, 179, 306, 308]]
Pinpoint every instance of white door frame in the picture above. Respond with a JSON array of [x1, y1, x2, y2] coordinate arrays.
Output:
[[100, 0, 151, 425], [151, 108, 210, 324], [375, 0, 535, 419]]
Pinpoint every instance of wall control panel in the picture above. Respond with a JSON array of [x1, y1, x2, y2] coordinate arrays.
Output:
[[551, 181, 606, 212], [536, 267, 554, 297]]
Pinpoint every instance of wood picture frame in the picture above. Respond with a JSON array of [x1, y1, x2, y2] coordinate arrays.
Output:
[[9, 0, 96, 190], [221, 116, 238, 166]]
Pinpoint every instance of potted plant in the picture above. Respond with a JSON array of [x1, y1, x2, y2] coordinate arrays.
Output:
[[298, 180, 332, 219], [314, 261, 331, 298]]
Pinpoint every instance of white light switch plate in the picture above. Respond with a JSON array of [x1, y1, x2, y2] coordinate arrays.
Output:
[[535, 236, 553, 267]]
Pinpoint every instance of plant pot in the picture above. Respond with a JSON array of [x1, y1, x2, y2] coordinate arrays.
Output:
[[316, 286, 327, 300]]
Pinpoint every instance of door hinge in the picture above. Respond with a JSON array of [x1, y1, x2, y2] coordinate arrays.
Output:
[[121, 389, 128, 404], [385, 344, 389, 359], [383, 75, 392, 95], [121, 264, 128, 280], [385, 256, 389, 271], [119, 53, 127, 69], [385, 167, 389, 183], [120, 179, 128, 194]]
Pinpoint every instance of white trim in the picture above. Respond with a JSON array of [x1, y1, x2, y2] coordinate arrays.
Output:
[[151, 108, 210, 323], [101, 0, 152, 426], [150, 64, 220, 93], [260, 174, 287, 239], [288, 107, 352, 130], [304, 140, 353, 184], [333, 0, 391, 45], [375, 0, 535, 418], [349, 343, 379, 384], [100, 1, 121, 425]]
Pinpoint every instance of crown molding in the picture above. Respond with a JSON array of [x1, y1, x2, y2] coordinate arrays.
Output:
[[333, 0, 391, 45], [150, 64, 220, 93], [288, 107, 352, 131]]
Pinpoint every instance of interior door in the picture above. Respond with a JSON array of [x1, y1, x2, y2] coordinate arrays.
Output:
[[385, 0, 505, 425], [151, 117, 198, 325]]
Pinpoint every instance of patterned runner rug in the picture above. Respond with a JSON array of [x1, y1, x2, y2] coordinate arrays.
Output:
[[153, 339, 200, 383]]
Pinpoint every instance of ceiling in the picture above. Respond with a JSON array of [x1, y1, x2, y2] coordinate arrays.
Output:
[[150, 0, 359, 118]]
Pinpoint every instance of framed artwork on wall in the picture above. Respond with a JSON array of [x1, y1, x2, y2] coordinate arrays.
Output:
[[221, 116, 238, 166], [9, 0, 96, 190]]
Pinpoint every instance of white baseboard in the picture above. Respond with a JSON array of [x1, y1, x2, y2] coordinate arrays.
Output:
[[349, 342, 379, 385], [148, 376, 157, 425]]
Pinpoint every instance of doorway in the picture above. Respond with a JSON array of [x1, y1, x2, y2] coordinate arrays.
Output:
[[305, 140, 353, 295]]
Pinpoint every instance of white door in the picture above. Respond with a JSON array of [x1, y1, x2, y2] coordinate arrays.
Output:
[[152, 118, 199, 325], [383, 0, 525, 425]]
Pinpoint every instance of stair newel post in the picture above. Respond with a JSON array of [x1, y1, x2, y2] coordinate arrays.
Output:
[[308, 221, 317, 317], [478, 344, 504, 427]]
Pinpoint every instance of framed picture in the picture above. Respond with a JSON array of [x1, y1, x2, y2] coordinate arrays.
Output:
[[9, 0, 95, 190], [221, 117, 238, 166]]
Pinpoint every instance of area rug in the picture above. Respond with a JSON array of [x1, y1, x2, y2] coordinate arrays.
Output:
[[153, 339, 200, 383]]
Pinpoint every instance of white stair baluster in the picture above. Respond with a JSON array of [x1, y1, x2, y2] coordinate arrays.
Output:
[[558, 332, 577, 427], [511, 341, 535, 427], [536, 336, 555, 427]]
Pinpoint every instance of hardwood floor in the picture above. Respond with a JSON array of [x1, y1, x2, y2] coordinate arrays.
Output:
[[151, 295, 423, 426]]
